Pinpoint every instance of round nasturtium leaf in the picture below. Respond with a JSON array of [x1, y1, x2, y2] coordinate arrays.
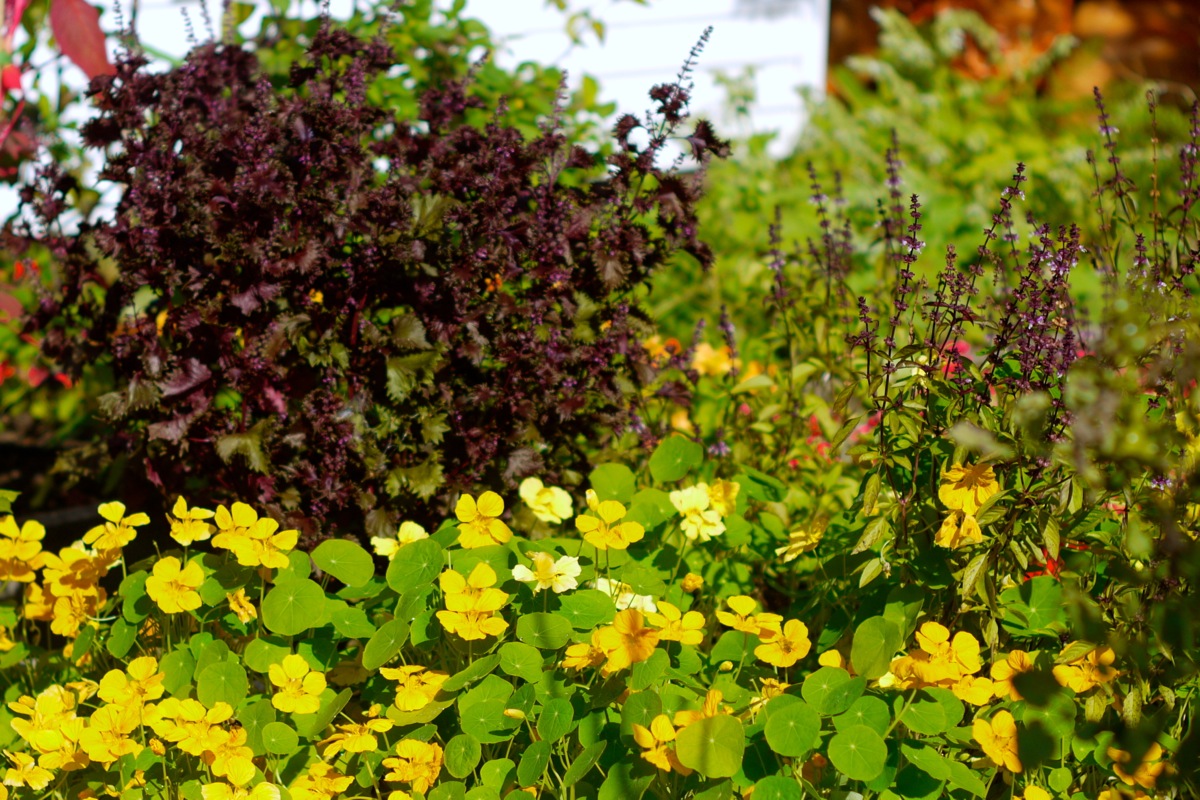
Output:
[[499, 642, 544, 684], [675, 714, 746, 779], [517, 740, 552, 787], [311, 539, 374, 587], [261, 721, 299, 755], [196, 661, 248, 709], [562, 741, 607, 787], [751, 775, 804, 800], [764, 700, 822, 758], [648, 435, 704, 483], [159, 648, 196, 697], [237, 700, 275, 756], [362, 619, 410, 671], [834, 696, 892, 736], [557, 590, 616, 630], [828, 724, 888, 782], [261, 578, 326, 636], [589, 463, 637, 504], [515, 613, 572, 650], [900, 690, 949, 735], [850, 616, 903, 680], [802, 667, 866, 716], [537, 698, 575, 743], [445, 734, 483, 778], [386, 538, 444, 593]]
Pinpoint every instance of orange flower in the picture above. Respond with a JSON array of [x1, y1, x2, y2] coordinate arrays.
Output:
[[594, 609, 660, 675]]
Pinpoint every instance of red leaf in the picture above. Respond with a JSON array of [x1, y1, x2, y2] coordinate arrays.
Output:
[[49, 0, 114, 80], [3, 0, 29, 49]]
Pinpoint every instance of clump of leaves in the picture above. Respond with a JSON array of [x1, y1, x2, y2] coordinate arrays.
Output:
[[13, 23, 728, 540]]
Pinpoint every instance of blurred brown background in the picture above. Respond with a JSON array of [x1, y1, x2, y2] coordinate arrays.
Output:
[[829, 0, 1200, 95]]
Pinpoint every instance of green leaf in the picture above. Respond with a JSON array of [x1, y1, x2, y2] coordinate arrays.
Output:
[[386, 351, 440, 402], [459, 699, 519, 744], [901, 742, 950, 780], [589, 463, 637, 503], [649, 435, 704, 483], [598, 759, 654, 800], [0, 490, 18, 514], [834, 696, 891, 736], [386, 538, 444, 593], [106, 618, 138, 659], [619, 691, 662, 738], [516, 613, 572, 650], [328, 603, 377, 639], [159, 649, 196, 697], [445, 734, 482, 778], [196, 661, 248, 708], [517, 740, 552, 787], [827, 725, 887, 782], [243, 636, 292, 673], [734, 467, 787, 503], [558, 590, 615, 630], [215, 422, 271, 473], [999, 576, 1066, 635], [362, 618, 410, 671], [442, 654, 502, 693], [900, 689, 962, 735], [120, 571, 153, 623], [562, 741, 606, 787], [261, 721, 299, 755], [537, 698, 575, 743], [750, 776, 803, 800], [237, 700, 275, 756], [801, 667, 866, 715], [499, 642, 544, 683], [629, 649, 669, 691], [261, 579, 327, 636], [945, 759, 988, 797], [676, 714, 745, 778], [763, 700, 821, 757], [311, 539, 374, 587], [861, 472, 882, 516], [850, 616, 902, 680]]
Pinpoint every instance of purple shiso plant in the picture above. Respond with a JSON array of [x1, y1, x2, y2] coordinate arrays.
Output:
[[11, 23, 729, 541]]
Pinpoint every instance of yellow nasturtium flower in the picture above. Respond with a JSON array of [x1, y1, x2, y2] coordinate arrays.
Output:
[[646, 602, 706, 645], [594, 609, 660, 675], [1052, 644, 1119, 693], [632, 715, 692, 775], [0, 515, 46, 581], [939, 462, 1001, 514], [269, 655, 327, 715], [935, 462, 999, 549], [383, 739, 444, 794], [371, 521, 428, 560], [290, 762, 356, 800], [973, 709, 1022, 773], [455, 491, 513, 548], [670, 484, 725, 542], [518, 478, 573, 524], [202, 783, 281, 800], [775, 516, 828, 562], [715, 595, 782, 638], [1107, 742, 1167, 789], [381, 665, 449, 712], [145, 557, 204, 614], [83, 502, 149, 551], [98, 656, 165, 707], [755, 619, 812, 668], [512, 552, 581, 594], [167, 496, 215, 547], [991, 650, 1036, 700], [575, 491, 644, 550], [705, 479, 740, 517]]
